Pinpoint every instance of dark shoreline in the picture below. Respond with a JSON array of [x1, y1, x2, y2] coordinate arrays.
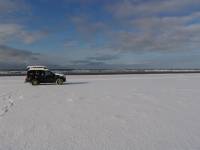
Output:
[[1, 69, 200, 76]]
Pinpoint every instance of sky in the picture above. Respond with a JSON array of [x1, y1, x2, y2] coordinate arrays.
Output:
[[0, 0, 200, 69]]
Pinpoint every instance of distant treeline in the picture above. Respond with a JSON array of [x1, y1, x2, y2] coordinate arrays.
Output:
[[1, 69, 200, 76]]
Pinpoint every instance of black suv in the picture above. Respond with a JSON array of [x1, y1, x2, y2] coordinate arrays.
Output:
[[25, 69, 66, 85]]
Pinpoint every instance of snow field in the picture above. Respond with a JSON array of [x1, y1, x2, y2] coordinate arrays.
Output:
[[0, 74, 200, 150]]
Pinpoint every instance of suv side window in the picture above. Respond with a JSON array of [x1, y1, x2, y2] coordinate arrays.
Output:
[[35, 71, 40, 76], [40, 71, 45, 77], [27, 70, 33, 77], [45, 71, 54, 76]]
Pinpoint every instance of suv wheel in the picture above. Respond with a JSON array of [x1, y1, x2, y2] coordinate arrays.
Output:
[[32, 79, 39, 85], [56, 78, 63, 85]]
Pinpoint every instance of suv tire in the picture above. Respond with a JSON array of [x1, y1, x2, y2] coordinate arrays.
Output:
[[56, 78, 63, 85], [32, 79, 39, 85]]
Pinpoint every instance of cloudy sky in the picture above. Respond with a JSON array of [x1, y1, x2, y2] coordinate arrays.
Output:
[[0, 0, 200, 69]]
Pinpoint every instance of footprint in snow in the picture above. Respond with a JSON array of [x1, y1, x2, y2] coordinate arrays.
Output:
[[0, 106, 8, 117], [9, 99, 14, 106], [19, 95, 24, 100], [68, 98, 73, 102], [0, 95, 15, 117]]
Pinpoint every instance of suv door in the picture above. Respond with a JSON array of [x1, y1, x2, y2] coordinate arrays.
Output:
[[39, 70, 46, 83], [45, 71, 55, 83]]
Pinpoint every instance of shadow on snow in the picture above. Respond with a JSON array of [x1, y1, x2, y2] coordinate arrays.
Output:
[[38, 81, 89, 86]]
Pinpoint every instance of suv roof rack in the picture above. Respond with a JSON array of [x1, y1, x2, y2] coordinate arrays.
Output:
[[27, 65, 48, 70], [28, 68, 49, 71]]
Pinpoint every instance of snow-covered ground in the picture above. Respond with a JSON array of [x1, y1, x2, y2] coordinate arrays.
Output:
[[0, 74, 200, 150]]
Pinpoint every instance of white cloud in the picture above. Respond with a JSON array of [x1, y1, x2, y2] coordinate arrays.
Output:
[[0, 0, 30, 18], [0, 45, 64, 68], [108, 0, 200, 18], [0, 24, 22, 43], [70, 15, 108, 40], [20, 30, 49, 44], [0, 0, 21, 13], [0, 0, 46, 45], [110, 12, 200, 52], [64, 0, 200, 54], [0, 23, 49, 44], [0, 45, 40, 65], [64, 0, 116, 4]]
